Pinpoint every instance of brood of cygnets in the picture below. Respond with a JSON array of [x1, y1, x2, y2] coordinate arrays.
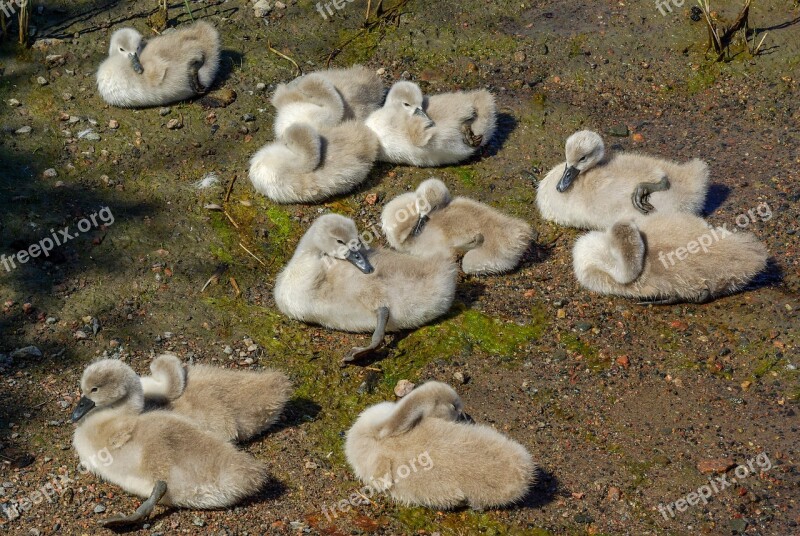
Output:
[[381, 178, 533, 274], [97, 22, 220, 108], [71, 360, 267, 528], [345, 381, 536, 509], [537, 130, 709, 229], [365, 81, 497, 167], [572, 213, 769, 304], [273, 214, 477, 363], [249, 121, 379, 203], [140, 353, 293, 442]]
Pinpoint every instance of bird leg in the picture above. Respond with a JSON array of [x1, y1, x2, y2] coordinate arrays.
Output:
[[188, 55, 206, 94], [637, 288, 713, 306], [341, 307, 390, 365], [460, 109, 483, 148], [631, 175, 671, 214], [98, 480, 167, 528]]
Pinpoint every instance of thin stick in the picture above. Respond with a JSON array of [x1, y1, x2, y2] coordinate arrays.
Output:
[[355, 489, 375, 506], [224, 174, 237, 203], [229, 276, 241, 296], [239, 242, 267, 267], [184, 0, 195, 21], [201, 264, 228, 292], [268, 40, 302, 76], [223, 210, 239, 229]]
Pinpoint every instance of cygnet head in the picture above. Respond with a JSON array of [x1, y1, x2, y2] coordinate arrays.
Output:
[[411, 179, 452, 236], [381, 192, 418, 248], [311, 214, 374, 274], [71, 360, 143, 422], [108, 28, 144, 58], [385, 82, 431, 121], [406, 381, 471, 422], [558, 130, 606, 192]]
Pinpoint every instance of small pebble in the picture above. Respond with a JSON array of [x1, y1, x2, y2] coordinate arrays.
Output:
[[394, 379, 415, 398], [108, 119, 119, 129], [159, 107, 171, 116], [253, 0, 273, 17], [453, 371, 469, 384], [77, 128, 100, 141], [37, 76, 48, 86], [166, 118, 182, 130], [8, 98, 21, 107], [11, 346, 42, 359], [74, 330, 88, 340], [242, 113, 255, 122], [256, 82, 266, 91], [43, 168, 58, 178], [223, 346, 233, 355], [15, 126, 32, 135], [192, 517, 205, 527], [93, 504, 106, 514]]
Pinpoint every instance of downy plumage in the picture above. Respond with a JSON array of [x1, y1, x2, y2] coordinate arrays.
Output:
[[537, 130, 709, 229], [97, 22, 220, 108]]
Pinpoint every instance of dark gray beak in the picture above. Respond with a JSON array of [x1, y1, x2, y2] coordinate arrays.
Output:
[[557, 164, 580, 193], [457, 411, 475, 424], [411, 214, 429, 237], [71, 396, 96, 422], [413, 107, 431, 122], [346, 248, 374, 274], [129, 52, 144, 74]]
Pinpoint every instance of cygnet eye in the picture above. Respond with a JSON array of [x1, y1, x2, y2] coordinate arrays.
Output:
[[119, 47, 125, 52], [403, 102, 410, 107], [579, 155, 588, 162], [91, 387, 99, 393], [336, 239, 345, 245]]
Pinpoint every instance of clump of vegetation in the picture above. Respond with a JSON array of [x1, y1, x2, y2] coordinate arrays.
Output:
[[17, 0, 29, 45], [696, 0, 768, 61], [0, 0, 30, 45]]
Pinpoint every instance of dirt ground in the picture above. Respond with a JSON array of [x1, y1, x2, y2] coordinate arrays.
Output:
[[1, 0, 798, 534]]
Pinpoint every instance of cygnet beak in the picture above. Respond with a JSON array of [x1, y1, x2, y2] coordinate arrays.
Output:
[[411, 214, 429, 237], [346, 248, 374, 274], [129, 52, 144, 74], [557, 164, 580, 193], [71, 396, 96, 423]]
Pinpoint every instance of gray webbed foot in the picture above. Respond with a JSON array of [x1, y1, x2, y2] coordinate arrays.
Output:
[[637, 288, 713, 306], [340, 307, 390, 366], [461, 121, 483, 148], [189, 67, 206, 94], [632, 175, 671, 214], [189, 56, 207, 94], [98, 480, 167, 528]]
